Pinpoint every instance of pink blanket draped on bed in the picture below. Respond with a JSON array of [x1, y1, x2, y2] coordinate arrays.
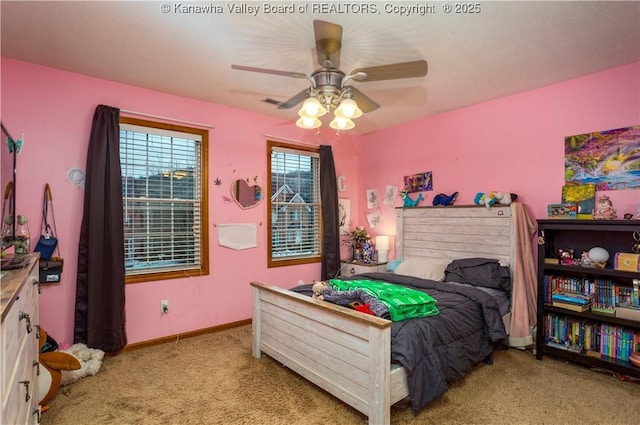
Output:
[[509, 203, 538, 348]]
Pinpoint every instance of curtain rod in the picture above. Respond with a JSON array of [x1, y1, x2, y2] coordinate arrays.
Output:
[[261, 133, 320, 147], [120, 109, 215, 129]]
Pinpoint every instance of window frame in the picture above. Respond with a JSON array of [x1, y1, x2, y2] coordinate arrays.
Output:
[[267, 140, 322, 268], [120, 116, 209, 283]]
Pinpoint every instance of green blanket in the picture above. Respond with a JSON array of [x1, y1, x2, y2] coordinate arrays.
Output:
[[329, 279, 439, 321]]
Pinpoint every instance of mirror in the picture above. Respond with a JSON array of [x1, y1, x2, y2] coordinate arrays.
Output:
[[231, 179, 263, 209], [1, 122, 16, 252]]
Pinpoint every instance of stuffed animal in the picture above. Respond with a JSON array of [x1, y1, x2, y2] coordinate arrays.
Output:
[[38, 328, 81, 410], [474, 192, 497, 208], [312, 281, 329, 301], [494, 192, 518, 205], [475, 191, 518, 208], [400, 190, 424, 207], [432, 192, 458, 206], [60, 343, 105, 386]]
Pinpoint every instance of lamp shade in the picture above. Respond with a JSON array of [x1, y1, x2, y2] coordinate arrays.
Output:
[[298, 96, 327, 118], [375, 235, 390, 262], [329, 116, 355, 130], [334, 98, 363, 119], [375, 235, 390, 251], [296, 116, 322, 129]]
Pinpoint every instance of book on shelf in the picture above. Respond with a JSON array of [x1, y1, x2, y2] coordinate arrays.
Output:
[[546, 340, 584, 353], [614, 307, 640, 322], [552, 301, 590, 312], [544, 258, 560, 265], [591, 305, 616, 317], [551, 292, 592, 305]]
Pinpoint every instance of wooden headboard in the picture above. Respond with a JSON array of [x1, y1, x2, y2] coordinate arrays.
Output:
[[395, 205, 514, 267]]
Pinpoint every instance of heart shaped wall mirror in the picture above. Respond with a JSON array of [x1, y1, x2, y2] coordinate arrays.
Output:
[[231, 179, 263, 209]]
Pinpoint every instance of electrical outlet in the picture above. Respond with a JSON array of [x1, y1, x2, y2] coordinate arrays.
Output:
[[161, 300, 169, 313]]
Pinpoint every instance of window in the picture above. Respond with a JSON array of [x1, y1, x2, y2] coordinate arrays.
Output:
[[267, 141, 321, 267], [119, 117, 209, 283]]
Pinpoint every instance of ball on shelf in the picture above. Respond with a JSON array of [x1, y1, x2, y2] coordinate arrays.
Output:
[[588, 247, 609, 264]]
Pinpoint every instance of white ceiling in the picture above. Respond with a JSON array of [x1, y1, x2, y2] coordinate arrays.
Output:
[[1, 1, 639, 135]]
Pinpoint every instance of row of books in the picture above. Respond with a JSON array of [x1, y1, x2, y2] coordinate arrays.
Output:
[[543, 313, 640, 362], [543, 275, 640, 310]]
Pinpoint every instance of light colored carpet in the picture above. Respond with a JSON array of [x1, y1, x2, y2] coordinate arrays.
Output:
[[42, 325, 640, 425]]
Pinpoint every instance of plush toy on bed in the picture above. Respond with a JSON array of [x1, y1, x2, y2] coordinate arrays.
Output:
[[312, 281, 329, 301], [38, 328, 81, 410]]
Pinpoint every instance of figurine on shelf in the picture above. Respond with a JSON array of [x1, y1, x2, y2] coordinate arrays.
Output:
[[593, 195, 617, 220]]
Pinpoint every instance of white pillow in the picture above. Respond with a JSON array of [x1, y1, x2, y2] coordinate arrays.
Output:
[[394, 257, 449, 281]]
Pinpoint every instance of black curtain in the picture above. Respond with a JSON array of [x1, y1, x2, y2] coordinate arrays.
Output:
[[74, 105, 127, 352], [320, 145, 340, 280]]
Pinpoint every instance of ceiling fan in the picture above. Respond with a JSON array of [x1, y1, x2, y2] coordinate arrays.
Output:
[[231, 20, 428, 130]]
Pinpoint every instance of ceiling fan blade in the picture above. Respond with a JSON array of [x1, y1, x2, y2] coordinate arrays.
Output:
[[231, 65, 308, 79], [313, 20, 342, 68], [261, 98, 283, 106], [277, 89, 310, 109], [351, 60, 428, 82], [348, 87, 380, 113]]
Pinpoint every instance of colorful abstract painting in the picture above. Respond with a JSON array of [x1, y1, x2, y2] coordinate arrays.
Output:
[[565, 125, 640, 190], [403, 171, 433, 193]]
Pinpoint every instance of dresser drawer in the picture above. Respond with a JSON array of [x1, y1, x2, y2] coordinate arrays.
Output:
[[1, 294, 37, 396], [340, 262, 387, 277], [2, 337, 34, 425]]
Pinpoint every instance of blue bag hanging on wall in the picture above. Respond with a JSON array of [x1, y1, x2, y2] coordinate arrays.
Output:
[[34, 184, 63, 282]]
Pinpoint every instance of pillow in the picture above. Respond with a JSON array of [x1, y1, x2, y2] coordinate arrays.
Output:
[[386, 259, 403, 272], [394, 257, 449, 281], [443, 258, 511, 293]]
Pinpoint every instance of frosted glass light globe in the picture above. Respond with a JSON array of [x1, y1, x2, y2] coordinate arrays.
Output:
[[588, 247, 609, 263]]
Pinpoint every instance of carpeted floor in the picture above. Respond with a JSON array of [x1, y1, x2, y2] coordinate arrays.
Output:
[[42, 324, 639, 425]]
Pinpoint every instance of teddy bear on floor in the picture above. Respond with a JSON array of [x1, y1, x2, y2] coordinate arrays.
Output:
[[38, 328, 81, 410], [60, 343, 106, 387], [312, 281, 329, 301]]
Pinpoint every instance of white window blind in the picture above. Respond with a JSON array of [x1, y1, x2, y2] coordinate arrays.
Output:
[[270, 146, 321, 261], [120, 123, 202, 275]]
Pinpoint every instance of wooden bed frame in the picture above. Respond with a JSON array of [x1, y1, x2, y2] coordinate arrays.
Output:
[[251, 205, 514, 424]]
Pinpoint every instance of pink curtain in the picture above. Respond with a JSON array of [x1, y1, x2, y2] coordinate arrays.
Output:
[[509, 203, 538, 348]]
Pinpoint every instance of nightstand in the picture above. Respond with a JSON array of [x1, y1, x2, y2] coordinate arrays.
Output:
[[340, 261, 388, 277]]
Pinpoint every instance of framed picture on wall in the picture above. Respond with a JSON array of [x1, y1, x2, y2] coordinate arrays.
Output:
[[403, 171, 433, 193]]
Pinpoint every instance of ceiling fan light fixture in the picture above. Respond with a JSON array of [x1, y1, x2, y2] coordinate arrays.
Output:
[[298, 96, 327, 118], [296, 116, 322, 129], [334, 97, 362, 119], [329, 116, 355, 130]]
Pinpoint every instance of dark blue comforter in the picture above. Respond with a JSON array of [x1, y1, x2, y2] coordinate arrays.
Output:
[[292, 272, 508, 413]]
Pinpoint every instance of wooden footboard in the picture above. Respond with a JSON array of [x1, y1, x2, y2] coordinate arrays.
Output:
[[251, 281, 397, 425]]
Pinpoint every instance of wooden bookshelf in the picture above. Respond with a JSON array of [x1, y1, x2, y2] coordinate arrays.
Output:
[[536, 220, 640, 378]]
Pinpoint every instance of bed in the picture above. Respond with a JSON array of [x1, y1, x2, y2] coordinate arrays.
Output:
[[251, 204, 535, 425]]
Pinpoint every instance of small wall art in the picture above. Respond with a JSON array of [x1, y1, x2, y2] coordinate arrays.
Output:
[[366, 188, 379, 209], [403, 171, 433, 193], [384, 185, 398, 206], [366, 210, 382, 228], [338, 198, 351, 234]]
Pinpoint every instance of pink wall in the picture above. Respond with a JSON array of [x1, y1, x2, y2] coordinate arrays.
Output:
[[358, 62, 640, 259], [1, 58, 363, 346], [2, 58, 639, 347]]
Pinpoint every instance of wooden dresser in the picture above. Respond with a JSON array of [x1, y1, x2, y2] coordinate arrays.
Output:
[[1, 254, 40, 424]]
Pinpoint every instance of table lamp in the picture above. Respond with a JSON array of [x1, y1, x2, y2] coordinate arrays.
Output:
[[375, 235, 390, 262]]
